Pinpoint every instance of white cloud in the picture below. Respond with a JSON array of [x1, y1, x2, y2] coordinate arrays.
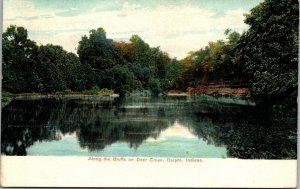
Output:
[[33, 31, 83, 53], [122, 1, 142, 11], [4, 0, 57, 20], [223, 9, 247, 26], [4, 1, 249, 59]]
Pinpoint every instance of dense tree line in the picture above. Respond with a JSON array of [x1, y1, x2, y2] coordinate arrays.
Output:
[[181, 0, 298, 103], [77, 30, 181, 96], [2, 0, 298, 103], [2, 26, 181, 97], [235, 0, 298, 102], [3, 26, 92, 93], [180, 29, 243, 89]]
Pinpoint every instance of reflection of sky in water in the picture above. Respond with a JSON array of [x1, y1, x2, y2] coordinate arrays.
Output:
[[149, 121, 196, 140], [27, 120, 227, 158], [3, 95, 296, 159]]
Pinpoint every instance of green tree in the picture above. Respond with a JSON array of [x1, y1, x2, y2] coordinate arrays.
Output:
[[235, 0, 298, 102], [38, 45, 68, 92], [113, 41, 135, 64], [38, 44, 88, 92], [3, 25, 100, 93], [129, 35, 159, 78], [180, 33, 241, 88], [148, 78, 161, 96], [2, 25, 41, 93], [166, 59, 183, 89], [128, 34, 173, 93], [130, 35, 153, 67], [127, 62, 151, 88], [77, 28, 119, 89], [111, 64, 142, 97]]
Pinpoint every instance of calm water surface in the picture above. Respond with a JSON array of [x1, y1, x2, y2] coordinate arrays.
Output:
[[1, 95, 297, 159]]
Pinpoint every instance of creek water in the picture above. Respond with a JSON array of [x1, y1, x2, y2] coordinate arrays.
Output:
[[1, 95, 297, 159]]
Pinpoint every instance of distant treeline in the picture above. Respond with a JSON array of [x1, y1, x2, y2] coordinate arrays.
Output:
[[3, 26, 182, 97], [2, 0, 298, 103]]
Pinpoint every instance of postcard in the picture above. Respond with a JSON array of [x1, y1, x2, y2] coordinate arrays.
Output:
[[1, 0, 298, 187]]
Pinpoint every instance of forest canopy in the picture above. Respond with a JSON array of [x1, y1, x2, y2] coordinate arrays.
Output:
[[2, 0, 298, 103], [2, 25, 181, 97], [235, 0, 298, 102]]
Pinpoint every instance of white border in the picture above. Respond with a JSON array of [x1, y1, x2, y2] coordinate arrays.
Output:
[[0, 156, 297, 187]]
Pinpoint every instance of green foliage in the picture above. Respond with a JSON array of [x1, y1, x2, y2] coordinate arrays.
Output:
[[235, 0, 298, 101], [166, 59, 183, 89], [127, 62, 151, 87], [81, 88, 114, 95], [149, 78, 162, 96], [110, 64, 135, 97], [113, 35, 174, 94], [2, 25, 92, 94], [38, 44, 68, 92], [2, 91, 13, 98], [99, 88, 114, 95], [76, 29, 174, 96], [56, 88, 114, 96], [130, 35, 154, 68], [2, 25, 41, 93], [0, 24, 229, 98], [2, 91, 14, 107], [77, 28, 120, 89], [225, 29, 241, 47], [3, 25, 178, 96], [180, 30, 242, 89], [2, 91, 13, 101], [37, 44, 93, 93]]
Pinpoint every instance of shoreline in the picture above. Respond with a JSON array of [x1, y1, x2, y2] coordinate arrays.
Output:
[[14, 93, 119, 97], [186, 86, 249, 96], [4, 88, 249, 99], [1, 88, 250, 107]]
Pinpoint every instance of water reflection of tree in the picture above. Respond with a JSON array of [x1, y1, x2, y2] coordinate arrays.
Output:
[[1, 99, 62, 155], [183, 101, 297, 159], [77, 119, 169, 151], [2, 96, 296, 159], [51, 97, 171, 151], [1, 97, 173, 155]]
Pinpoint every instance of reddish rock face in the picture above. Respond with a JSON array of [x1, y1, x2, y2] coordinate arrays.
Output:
[[186, 85, 249, 96]]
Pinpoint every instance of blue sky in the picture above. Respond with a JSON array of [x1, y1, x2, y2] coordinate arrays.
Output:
[[4, 0, 262, 59]]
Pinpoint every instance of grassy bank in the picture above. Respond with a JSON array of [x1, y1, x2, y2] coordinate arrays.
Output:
[[2, 91, 14, 107], [14, 88, 115, 97], [1, 89, 116, 106]]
